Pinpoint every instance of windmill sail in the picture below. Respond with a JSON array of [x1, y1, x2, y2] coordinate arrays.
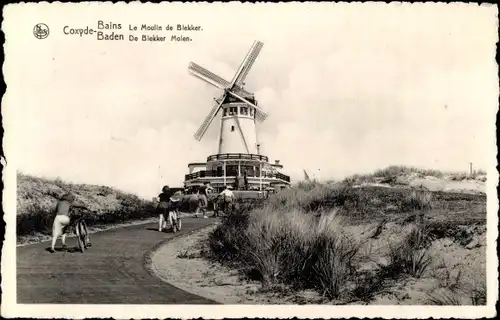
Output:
[[304, 169, 311, 181], [188, 62, 230, 89], [194, 95, 226, 141], [231, 41, 264, 88]]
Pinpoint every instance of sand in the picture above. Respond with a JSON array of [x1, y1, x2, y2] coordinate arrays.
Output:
[[150, 219, 486, 305]]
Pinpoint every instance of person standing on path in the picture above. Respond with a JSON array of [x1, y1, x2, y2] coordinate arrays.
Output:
[[195, 183, 211, 219]]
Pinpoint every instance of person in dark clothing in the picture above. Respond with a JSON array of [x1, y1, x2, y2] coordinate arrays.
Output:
[[158, 185, 175, 203], [157, 185, 175, 231], [243, 172, 249, 190]]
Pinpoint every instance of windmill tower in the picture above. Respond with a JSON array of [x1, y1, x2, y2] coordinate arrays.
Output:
[[188, 41, 267, 154], [183, 41, 290, 193]]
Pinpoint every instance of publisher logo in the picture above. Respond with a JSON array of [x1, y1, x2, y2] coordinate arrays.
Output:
[[33, 23, 49, 39]]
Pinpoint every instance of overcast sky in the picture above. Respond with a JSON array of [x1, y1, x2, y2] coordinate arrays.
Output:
[[4, 3, 498, 198]]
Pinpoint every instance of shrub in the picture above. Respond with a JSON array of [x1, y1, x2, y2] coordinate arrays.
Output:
[[16, 173, 154, 239], [400, 189, 432, 212], [209, 210, 251, 264], [373, 166, 445, 179], [449, 173, 468, 181], [17, 207, 54, 236]]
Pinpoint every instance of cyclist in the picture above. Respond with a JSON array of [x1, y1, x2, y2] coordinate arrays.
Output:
[[168, 191, 183, 230], [157, 185, 175, 232], [50, 192, 87, 253]]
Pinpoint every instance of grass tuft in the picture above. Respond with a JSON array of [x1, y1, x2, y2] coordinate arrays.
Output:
[[426, 289, 463, 305], [385, 226, 432, 278]]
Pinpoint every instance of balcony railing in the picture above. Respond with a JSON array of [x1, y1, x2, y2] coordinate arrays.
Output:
[[184, 170, 290, 183], [207, 153, 269, 162], [274, 172, 291, 183]]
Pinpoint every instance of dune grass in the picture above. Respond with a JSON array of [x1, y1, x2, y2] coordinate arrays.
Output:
[[208, 181, 436, 300], [211, 207, 362, 298], [208, 171, 486, 304]]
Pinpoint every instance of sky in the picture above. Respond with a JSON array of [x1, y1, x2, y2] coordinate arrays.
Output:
[[3, 3, 498, 198]]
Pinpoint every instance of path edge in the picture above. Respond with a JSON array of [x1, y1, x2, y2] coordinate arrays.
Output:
[[142, 223, 221, 304]]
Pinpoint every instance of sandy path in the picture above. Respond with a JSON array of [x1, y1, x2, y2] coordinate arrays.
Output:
[[17, 218, 216, 304]]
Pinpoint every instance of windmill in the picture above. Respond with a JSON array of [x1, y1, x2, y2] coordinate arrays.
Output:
[[188, 41, 268, 154]]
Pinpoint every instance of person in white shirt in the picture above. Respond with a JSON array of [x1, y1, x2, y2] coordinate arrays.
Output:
[[219, 185, 235, 215]]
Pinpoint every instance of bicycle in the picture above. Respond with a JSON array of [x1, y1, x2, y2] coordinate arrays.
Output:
[[213, 194, 234, 217], [158, 203, 182, 233], [171, 212, 182, 233], [73, 217, 91, 253], [160, 210, 182, 233]]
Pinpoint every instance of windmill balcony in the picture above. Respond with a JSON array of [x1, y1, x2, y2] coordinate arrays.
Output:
[[184, 170, 290, 183], [206, 153, 269, 162]]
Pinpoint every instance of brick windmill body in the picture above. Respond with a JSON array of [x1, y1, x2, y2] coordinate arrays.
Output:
[[183, 41, 291, 195]]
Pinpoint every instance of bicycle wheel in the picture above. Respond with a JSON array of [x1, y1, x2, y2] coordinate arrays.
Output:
[[75, 221, 85, 253]]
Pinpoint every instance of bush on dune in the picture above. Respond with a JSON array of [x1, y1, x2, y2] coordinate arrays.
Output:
[[374, 166, 446, 179], [16, 173, 154, 239], [209, 211, 250, 264], [400, 189, 433, 212]]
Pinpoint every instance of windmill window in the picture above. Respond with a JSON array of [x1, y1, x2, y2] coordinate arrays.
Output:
[[249, 108, 255, 117], [231, 125, 235, 132], [241, 106, 248, 115], [229, 107, 237, 115], [223, 109, 228, 117]]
